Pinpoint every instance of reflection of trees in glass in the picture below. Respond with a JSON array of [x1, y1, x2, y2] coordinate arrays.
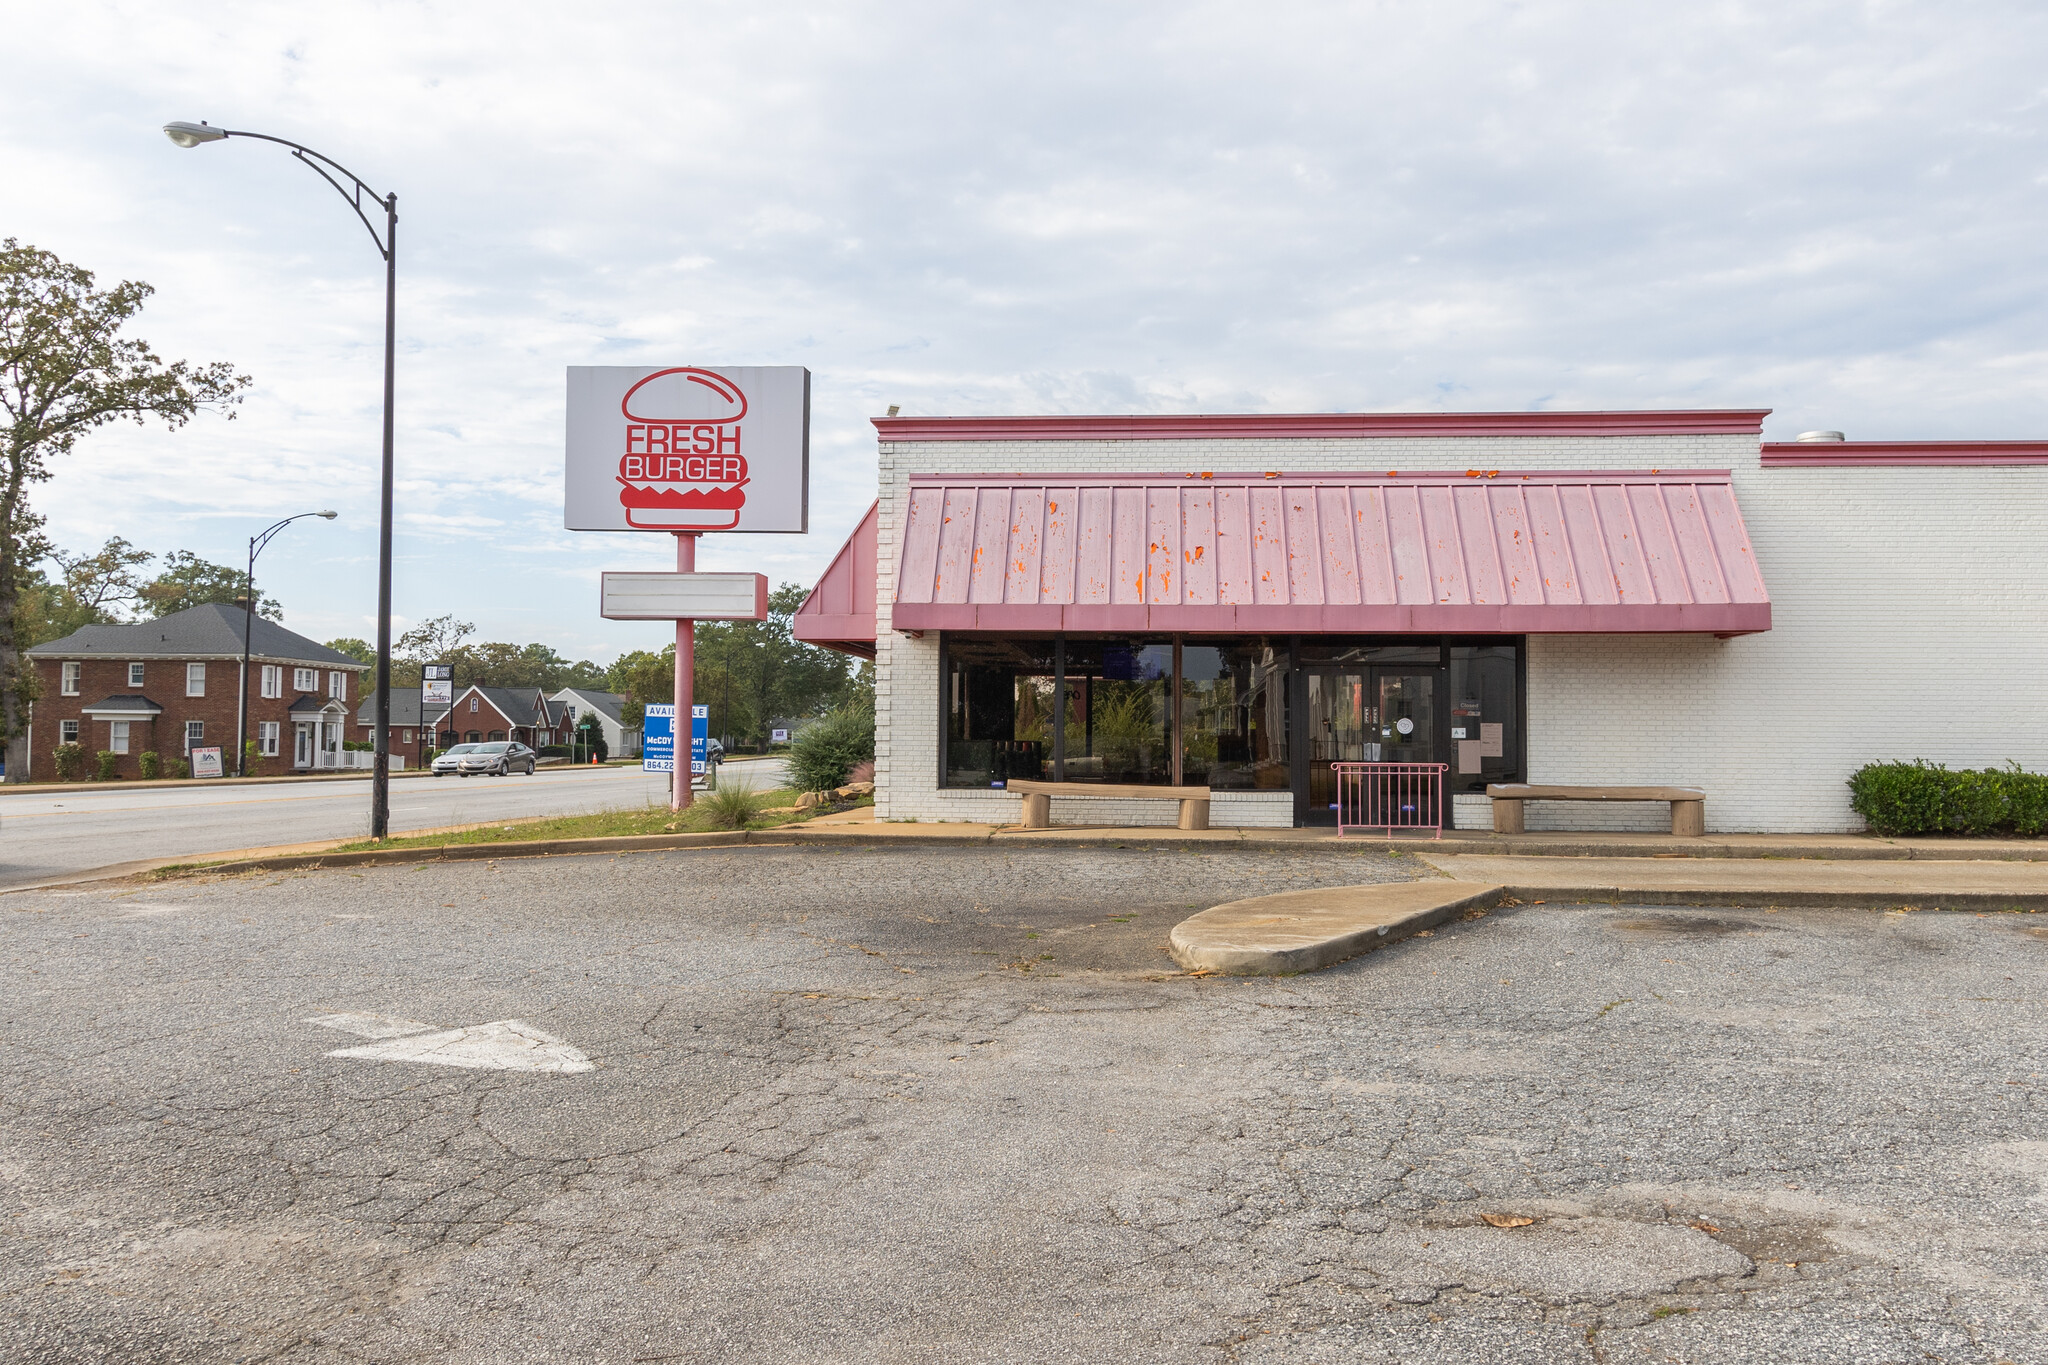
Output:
[[1087, 680, 1163, 777], [1015, 676, 1054, 744]]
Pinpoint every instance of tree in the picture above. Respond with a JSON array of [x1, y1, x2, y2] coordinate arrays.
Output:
[[325, 637, 376, 666], [136, 549, 279, 619], [54, 536, 152, 623], [398, 613, 473, 662], [2, 241, 249, 780], [693, 582, 857, 749]]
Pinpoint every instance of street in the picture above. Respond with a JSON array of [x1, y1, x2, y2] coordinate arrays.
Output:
[[2, 844, 2041, 1364], [0, 758, 789, 889]]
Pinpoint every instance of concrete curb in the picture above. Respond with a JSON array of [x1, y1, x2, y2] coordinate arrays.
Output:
[[1495, 883, 2048, 912], [1168, 881, 1508, 975]]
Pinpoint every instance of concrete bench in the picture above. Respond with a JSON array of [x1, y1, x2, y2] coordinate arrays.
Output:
[[1486, 784, 1706, 837], [1006, 780, 1212, 831]]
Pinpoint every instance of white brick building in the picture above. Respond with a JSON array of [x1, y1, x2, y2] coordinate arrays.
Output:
[[794, 411, 2048, 833]]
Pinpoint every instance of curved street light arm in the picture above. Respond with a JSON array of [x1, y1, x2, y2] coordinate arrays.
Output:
[[251, 510, 334, 561], [216, 128, 394, 259]]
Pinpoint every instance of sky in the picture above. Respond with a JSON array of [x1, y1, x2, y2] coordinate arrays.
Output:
[[5, 0, 2045, 662]]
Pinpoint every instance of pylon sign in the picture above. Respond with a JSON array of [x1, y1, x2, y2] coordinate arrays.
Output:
[[564, 366, 809, 533]]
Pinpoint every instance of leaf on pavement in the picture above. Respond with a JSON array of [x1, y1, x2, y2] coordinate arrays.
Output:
[[1480, 1213, 1535, 1229]]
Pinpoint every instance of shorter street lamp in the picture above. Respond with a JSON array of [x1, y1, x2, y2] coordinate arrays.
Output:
[[239, 511, 337, 776]]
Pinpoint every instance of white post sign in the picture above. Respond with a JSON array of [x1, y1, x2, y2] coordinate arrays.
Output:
[[565, 366, 809, 533]]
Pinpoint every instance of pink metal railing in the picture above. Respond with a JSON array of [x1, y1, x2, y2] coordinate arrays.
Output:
[[1331, 762, 1448, 837]]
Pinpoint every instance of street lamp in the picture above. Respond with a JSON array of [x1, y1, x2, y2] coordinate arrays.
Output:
[[239, 511, 338, 777], [165, 119, 400, 837]]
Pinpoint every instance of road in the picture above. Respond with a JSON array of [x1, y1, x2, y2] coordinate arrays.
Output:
[[0, 756, 789, 889], [2, 844, 2041, 1363]]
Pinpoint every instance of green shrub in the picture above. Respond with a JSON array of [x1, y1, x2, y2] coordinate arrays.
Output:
[[94, 749, 120, 782], [786, 704, 875, 794], [54, 742, 86, 781], [692, 779, 768, 830], [172, 757, 190, 779], [342, 739, 374, 752], [138, 750, 162, 780], [244, 740, 261, 774], [1848, 760, 2048, 837]]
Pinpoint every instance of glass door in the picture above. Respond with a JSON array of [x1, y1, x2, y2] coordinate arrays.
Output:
[[1298, 668, 1440, 824]]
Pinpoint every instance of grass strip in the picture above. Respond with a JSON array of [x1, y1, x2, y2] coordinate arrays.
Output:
[[324, 790, 870, 853]]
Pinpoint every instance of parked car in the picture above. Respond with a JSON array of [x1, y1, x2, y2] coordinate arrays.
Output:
[[432, 742, 537, 777]]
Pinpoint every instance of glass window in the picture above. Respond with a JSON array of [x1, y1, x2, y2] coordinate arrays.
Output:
[[294, 667, 316, 691], [1447, 643, 1522, 792], [944, 639, 1057, 788], [1298, 641, 1443, 666], [262, 664, 282, 699], [259, 721, 280, 756], [110, 720, 130, 754], [60, 719, 80, 744], [62, 662, 81, 695], [127, 663, 145, 688], [329, 671, 346, 699], [185, 720, 204, 752], [1061, 640, 1172, 785], [186, 663, 206, 697], [1180, 639, 1290, 790]]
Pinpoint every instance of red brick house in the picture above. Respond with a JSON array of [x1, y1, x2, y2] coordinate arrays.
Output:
[[26, 603, 370, 779]]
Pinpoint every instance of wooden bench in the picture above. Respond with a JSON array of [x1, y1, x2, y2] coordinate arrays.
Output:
[[1486, 784, 1706, 837], [1006, 780, 1212, 831]]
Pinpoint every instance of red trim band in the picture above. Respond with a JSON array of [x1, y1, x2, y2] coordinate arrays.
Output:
[[875, 410, 1772, 442], [890, 602, 1772, 636], [1762, 441, 2048, 467]]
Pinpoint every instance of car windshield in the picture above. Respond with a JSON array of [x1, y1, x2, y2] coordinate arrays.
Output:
[[476, 743, 512, 753], [442, 744, 480, 755]]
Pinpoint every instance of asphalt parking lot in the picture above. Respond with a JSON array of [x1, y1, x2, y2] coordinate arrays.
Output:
[[3, 846, 2044, 1364]]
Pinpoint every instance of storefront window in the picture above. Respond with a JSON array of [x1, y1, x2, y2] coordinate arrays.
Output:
[[1060, 641, 1172, 784], [1447, 643, 1522, 792], [1298, 641, 1443, 666], [1180, 640, 1289, 790], [945, 639, 1057, 787]]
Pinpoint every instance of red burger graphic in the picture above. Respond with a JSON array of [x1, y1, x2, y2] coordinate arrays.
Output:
[[616, 368, 750, 530]]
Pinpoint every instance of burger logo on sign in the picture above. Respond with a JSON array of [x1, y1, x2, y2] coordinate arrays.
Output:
[[615, 367, 750, 529]]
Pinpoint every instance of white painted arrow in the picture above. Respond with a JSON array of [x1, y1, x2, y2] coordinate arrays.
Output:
[[306, 1011, 593, 1074]]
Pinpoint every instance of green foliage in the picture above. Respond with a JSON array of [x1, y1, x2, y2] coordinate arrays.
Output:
[[575, 713, 609, 763], [342, 739, 374, 751], [172, 757, 189, 779], [242, 740, 259, 774], [787, 703, 876, 793], [94, 748, 119, 781], [138, 750, 161, 779], [393, 615, 604, 694], [2, 238, 251, 764], [1848, 760, 2048, 837], [53, 741, 84, 781], [325, 637, 376, 666], [136, 549, 278, 619]]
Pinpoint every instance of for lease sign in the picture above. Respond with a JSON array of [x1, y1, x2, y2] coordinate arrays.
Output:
[[565, 366, 809, 533]]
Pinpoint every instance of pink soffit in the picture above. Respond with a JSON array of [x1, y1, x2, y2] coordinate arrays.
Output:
[[792, 500, 879, 658], [891, 472, 1772, 636]]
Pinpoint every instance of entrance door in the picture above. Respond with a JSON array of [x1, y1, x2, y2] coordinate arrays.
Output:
[[294, 723, 313, 768], [1299, 669, 1440, 824]]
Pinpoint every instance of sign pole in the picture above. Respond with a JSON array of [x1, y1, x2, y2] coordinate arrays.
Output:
[[672, 531, 697, 811]]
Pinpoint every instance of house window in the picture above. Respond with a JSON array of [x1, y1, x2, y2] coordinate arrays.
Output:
[[128, 662, 145, 688], [261, 665, 282, 699], [469, 697, 479, 713], [488, 730, 506, 741], [259, 721, 280, 756], [402, 730, 414, 744], [185, 720, 204, 753], [60, 719, 80, 744], [465, 730, 481, 743], [110, 720, 130, 755], [328, 671, 346, 700], [61, 662, 81, 696], [294, 667, 316, 691], [186, 663, 206, 697]]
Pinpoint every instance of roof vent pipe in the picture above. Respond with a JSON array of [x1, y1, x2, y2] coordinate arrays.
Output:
[[1795, 430, 1846, 442]]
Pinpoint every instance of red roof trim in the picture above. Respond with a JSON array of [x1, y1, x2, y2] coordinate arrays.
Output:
[[907, 468, 1737, 484], [874, 410, 1771, 442], [1761, 441, 2048, 468]]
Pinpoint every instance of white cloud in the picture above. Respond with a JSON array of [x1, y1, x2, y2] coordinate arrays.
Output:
[[6, 0, 2046, 658]]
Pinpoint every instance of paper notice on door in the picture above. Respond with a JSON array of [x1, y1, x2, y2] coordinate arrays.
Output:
[[1458, 740, 1483, 774], [1479, 723, 1504, 758]]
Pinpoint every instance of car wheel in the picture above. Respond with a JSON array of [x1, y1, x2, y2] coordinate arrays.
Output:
[[526, 762, 535, 775]]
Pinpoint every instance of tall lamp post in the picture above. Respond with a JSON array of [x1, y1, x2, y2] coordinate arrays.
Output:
[[164, 119, 399, 837], [238, 511, 337, 777]]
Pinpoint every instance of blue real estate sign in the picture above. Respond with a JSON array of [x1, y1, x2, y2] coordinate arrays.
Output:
[[641, 705, 710, 775]]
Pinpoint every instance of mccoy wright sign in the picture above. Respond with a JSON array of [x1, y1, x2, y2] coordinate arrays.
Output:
[[564, 366, 810, 533]]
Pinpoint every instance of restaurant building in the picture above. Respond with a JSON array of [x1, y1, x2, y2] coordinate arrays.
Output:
[[793, 409, 2048, 833]]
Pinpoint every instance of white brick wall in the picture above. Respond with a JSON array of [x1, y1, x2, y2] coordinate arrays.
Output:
[[871, 432, 2048, 833]]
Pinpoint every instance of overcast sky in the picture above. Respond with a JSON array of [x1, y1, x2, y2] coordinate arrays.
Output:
[[7, 1, 2045, 661]]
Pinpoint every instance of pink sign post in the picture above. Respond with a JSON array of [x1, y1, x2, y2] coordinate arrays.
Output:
[[565, 365, 809, 811]]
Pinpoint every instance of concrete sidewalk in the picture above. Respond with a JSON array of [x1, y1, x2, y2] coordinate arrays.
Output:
[[1416, 851, 2048, 911]]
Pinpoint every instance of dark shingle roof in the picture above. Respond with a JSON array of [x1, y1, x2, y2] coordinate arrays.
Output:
[[551, 689, 628, 724], [79, 694, 164, 715], [27, 603, 368, 669], [424, 686, 551, 730]]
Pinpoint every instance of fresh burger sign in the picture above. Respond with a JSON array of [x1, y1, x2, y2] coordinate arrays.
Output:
[[565, 366, 809, 533]]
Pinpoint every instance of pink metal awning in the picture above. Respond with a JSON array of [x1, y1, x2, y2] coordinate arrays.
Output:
[[792, 500, 879, 657], [891, 471, 1770, 635]]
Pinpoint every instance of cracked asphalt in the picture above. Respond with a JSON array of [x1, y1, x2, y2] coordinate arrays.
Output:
[[3, 845, 2045, 1364]]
